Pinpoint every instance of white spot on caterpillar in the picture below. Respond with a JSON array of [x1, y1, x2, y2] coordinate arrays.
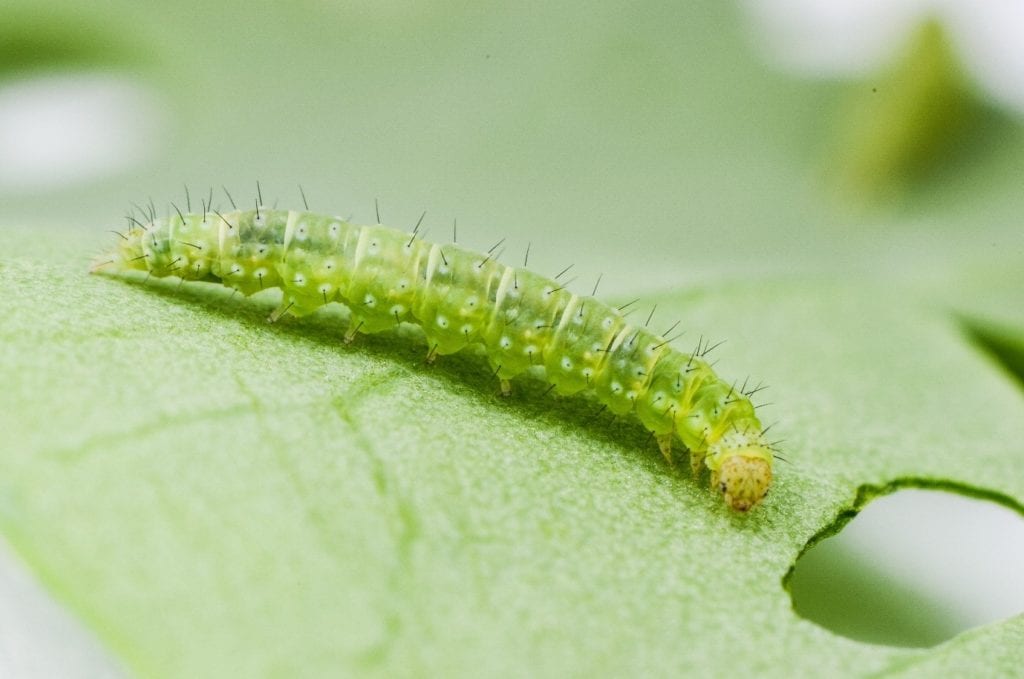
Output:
[[296, 222, 309, 240], [611, 381, 623, 393], [499, 336, 512, 349], [436, 315, 449, 329], [390, 304, 405, 317], [293, 274, 307, 286], [398, 278, 410, 290], [329, 222, 341, 237], [324, 259, 336, 270], [460, 324, 474, 336], [254, 267, 269, 281], [561, 356, 573, 371], [602, 317, 614, 330], [363, 293, 376, 307]]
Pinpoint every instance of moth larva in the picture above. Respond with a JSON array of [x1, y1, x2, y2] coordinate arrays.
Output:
[[93, 202, 774, 511]]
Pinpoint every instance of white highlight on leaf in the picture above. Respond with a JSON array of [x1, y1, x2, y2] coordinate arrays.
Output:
[[0, 72, 164, 192], [0, 540, 127, 678]]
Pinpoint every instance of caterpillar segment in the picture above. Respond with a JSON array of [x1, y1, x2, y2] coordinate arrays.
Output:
[[94, 207, 774, 511]]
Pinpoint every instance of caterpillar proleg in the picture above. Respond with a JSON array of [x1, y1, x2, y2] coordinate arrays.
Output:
[[93, 201, 774, 511]]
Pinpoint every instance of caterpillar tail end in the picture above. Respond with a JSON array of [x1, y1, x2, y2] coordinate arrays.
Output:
[[711, 452, 772, 513], [90, 233, 147, 275], [89, 252, 126, 275]]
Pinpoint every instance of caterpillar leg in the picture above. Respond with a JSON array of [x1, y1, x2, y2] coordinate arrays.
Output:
[[343, 319, 365, 344], [689, 450, 706, 478], [655, 433, 675, 467], [267, 299, 294, 324], [499, 378, 512, 397]]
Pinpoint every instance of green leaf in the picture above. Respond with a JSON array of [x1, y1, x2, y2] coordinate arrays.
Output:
[[2, 0, 1023, 675], [2, 227, 1022, 677]]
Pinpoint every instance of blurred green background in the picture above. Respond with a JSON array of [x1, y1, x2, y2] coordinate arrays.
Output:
[[4, 1, 1021, 315], [2, 1, 1023, 677]]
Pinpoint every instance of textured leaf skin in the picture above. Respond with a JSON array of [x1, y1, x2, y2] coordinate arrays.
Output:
[[3, 227, 1023, 678]]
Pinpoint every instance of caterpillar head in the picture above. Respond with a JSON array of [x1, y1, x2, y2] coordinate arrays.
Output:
[[710, 450, 772, 512]]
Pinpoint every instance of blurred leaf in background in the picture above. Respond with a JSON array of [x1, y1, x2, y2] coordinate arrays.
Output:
[[744, 0, 1024, 204]]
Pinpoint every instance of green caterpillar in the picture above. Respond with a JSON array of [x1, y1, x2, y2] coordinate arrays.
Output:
[[93, 201, 774, 511]]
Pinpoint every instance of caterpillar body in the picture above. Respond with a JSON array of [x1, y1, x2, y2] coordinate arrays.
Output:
[[93, 205, 773, 511]]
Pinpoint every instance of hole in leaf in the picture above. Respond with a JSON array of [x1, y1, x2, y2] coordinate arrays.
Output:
[[788, 488, 1024, 648]]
